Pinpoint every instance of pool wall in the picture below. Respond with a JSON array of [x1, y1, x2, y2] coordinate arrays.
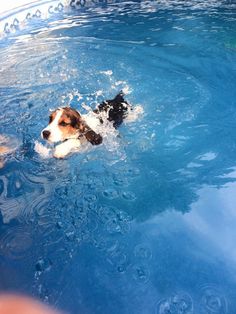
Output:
[[0, 0, 71, 36], [0, 0, 234, 37], [0, 0, 129, 37]]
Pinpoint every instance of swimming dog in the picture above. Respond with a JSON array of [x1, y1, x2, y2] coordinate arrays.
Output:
[[41, 92, 131, 158]]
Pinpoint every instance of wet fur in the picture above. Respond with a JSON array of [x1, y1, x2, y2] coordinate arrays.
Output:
[[42, 92, 131, 158]]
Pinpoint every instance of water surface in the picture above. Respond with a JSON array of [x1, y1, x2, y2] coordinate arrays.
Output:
[[0, 1, 236, 313]]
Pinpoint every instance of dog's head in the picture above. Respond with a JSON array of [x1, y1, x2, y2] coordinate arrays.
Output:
[[41, 107, 102, 145]]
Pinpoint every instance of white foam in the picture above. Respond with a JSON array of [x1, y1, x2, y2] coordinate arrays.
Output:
[[95, 90, 103, 96], [84, 111, 120, 153], [114, 80, 126, 86], [84, 102, 144, 152], [122, 85, 132, 95], [111, 81, 132, 95], [81, 102, 92, 112], [125, 105, 144, 123], [100, 70, 113, 76], [61, 90, 83, 106]]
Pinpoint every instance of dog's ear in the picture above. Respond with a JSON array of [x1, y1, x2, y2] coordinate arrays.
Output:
[[78, 119, 103, 145], [85, 129, 103, 145]]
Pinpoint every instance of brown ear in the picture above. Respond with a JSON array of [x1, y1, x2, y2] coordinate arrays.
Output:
[[85, 129, 103, 145], [76, 116, 103, 145]]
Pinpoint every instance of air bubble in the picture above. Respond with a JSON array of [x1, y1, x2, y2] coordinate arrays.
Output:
[[65, 231, 75, 241], [122, 191, 136, 201], [35, 259, 44, 272], [117, 264, 126, 273], [134, 244, 152, 260], [56, 221, 63, 229], [113, 176, 129, 187], [35, 258, 52, 272], [106, 218, 122, 234], [103, 188, 119, 199], [132, 264, 150, 284], [123, 166, 140, 178], [116, 210, 132, 222], [106, 212, 131, 234], [84, 194, 97, 202]]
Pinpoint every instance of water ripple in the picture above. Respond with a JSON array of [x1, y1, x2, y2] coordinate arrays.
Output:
[[0, 225, 33, 260], [200, 285, 228, 314], [0, 165, 54, 223], [157, 293, 193, 314]]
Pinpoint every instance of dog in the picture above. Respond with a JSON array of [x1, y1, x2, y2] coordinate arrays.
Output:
[[41, 92, 131, 158]]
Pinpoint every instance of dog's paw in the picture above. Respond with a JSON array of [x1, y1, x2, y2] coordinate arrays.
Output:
[[53, 152, 66, 159], [53, 150, 66, 159], [53, 145, 69, 159], [34, 141, 52, 158]]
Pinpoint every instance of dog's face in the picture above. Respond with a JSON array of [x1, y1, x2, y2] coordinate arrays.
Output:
[[41, 107, 83, 143], [42, 107, 103, 145]]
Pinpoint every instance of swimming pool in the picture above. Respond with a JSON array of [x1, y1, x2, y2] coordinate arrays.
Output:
[[0, 0, 236, 313]]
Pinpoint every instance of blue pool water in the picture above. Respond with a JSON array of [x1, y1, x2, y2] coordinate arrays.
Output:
[[0, 0, 236, 313]]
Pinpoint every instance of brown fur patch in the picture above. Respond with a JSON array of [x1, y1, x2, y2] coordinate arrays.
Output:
[[49, 111, 57, 123], [58, 108, 82, 139]]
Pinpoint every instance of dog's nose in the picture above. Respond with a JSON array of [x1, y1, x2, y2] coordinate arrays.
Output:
[[42, 130, 50, 140]]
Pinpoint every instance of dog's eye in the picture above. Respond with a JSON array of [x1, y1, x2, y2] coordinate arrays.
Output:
[[59, 121, 69, 127], [49, 116, 53, 123]]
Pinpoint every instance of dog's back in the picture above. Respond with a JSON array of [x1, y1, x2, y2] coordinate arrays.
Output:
[[94, 92, 131, 128]]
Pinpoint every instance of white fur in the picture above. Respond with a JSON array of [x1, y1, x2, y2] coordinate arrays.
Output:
[[53, 139, 81, 158], [83, 112, 102, 132], [34, 141, 52, 158]]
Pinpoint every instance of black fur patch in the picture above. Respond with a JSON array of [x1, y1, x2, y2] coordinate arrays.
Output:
[[94, 92, 131, 128]]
